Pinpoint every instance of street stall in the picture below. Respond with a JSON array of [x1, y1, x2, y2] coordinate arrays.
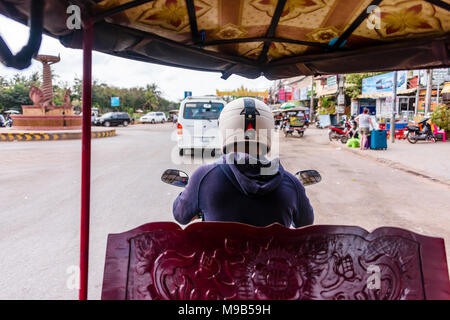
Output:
[[1, 0, 449, 301]]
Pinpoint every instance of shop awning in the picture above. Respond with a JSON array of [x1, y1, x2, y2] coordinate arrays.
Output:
[[1, 0, 450, 79], [316, 89, 338, 97], [358, 87, 417, 99]]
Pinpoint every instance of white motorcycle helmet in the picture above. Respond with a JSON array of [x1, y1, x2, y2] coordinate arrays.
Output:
[[219, 97, 274, 155]]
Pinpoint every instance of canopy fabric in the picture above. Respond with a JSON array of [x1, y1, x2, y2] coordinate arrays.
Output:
[[1, 0, 450, 79]]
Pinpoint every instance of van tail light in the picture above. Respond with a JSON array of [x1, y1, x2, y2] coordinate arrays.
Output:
[[177, 123, 182, 135]]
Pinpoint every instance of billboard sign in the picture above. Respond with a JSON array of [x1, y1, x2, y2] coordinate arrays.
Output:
[[285, 87, 293, 101], [292, 86, 299, 100], [300, 87, 308, 100], [278, 88, 285, 102], [184, 91, 192, 98], [362, 71, 407, 95], [111, 97, 120, 107]]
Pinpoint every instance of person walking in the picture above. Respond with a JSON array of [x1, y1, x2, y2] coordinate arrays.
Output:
[[172, 113, 178, 126], [355, 108, 375, 150]]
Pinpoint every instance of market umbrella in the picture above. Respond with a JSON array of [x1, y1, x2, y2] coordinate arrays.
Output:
[[4, 110, 20, 114], [280, 101, 301, 109]]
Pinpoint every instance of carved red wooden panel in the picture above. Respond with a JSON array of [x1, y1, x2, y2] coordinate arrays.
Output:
[[101, 222, 450, 300]]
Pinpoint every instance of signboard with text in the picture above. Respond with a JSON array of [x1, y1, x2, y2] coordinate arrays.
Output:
[[326, 76, 337, 90]]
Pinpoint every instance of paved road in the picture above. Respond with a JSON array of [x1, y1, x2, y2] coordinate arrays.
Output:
[[0, 124, 448, 299]]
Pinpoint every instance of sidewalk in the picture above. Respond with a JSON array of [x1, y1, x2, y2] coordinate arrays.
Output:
[[336, 133, 450, 186]]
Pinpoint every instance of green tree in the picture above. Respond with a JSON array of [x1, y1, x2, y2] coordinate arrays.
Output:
[[0, 74, 176, 114], [431, 104, 450, 133]]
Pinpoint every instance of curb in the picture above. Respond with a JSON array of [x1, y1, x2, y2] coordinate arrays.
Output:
[[0, 129, 116, 142], [339, 145, 450, 188]]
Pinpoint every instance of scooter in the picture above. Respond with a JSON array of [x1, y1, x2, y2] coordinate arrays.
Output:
[[328, 120, 352, 144], [161, 168, 322, 221], [5, 118, 13, 127], [405, 118, 436, 144]]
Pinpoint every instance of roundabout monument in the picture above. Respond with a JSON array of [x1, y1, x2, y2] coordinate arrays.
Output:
[[11, 55, 82, 130], [2, 55, 115, 141]]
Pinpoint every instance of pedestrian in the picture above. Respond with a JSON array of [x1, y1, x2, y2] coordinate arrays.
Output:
[[172, 113, 178, 125], [355, 108, 375, 150]]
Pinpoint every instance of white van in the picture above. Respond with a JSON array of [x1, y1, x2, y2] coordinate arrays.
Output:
[[177, 96, 226, 156], [140, 111, 166, 123]]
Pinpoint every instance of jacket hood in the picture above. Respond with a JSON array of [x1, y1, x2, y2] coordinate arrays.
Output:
[[218, 152, 284, 197]]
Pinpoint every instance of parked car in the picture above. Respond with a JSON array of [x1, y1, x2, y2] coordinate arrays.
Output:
[[140, 112, 166, 123], [95, 112, 131, 127]]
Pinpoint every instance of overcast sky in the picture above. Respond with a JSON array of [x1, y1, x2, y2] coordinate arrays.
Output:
[[0, 15, 273, 102]]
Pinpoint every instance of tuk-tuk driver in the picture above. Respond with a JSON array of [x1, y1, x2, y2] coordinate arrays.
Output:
[[172, 98, 314, 228]]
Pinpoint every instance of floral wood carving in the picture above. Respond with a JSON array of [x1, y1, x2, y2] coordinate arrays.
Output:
[[102, 223, 450, 300]]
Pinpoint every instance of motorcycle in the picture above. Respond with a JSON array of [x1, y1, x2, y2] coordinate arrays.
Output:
[[0, 117, 13, 128], [328, 120, 353, 144], [405, 118, 436, 144], [161, 168, 322, 221], [5, 118, 13, 127]]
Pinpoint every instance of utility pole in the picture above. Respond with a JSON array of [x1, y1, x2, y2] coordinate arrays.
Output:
[[309, 76, 314, 121], [437, 80, 440, 105], [414, 70, 421, 116], [390, 71, 398, 143], [425, 69, 432, 115], [337, 74, 345, 123]]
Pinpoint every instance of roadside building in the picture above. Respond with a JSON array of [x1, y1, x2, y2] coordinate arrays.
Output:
[[268, 76, 315, 110], [356, 71, 416, 120]]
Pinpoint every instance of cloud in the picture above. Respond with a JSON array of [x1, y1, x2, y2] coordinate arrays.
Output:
[[0, 15, 273, 102]]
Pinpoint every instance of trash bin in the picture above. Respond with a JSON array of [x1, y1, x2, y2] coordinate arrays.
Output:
[[370, 129, 387, 150]]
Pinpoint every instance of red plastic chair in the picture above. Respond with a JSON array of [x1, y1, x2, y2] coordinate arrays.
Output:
[[431, 123, 446, 142]]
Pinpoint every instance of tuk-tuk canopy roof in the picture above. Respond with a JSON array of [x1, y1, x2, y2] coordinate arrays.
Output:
[[1, 0, 449, 79]]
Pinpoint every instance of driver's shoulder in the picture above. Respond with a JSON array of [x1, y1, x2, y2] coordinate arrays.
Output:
[[282, 169, 305, 192], [190, 162, 222, 185]]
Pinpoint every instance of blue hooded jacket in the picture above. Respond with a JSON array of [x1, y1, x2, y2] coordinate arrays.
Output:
[[173, 152, 314, 228]]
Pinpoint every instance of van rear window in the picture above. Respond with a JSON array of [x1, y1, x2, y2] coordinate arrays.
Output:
[[183, 102, 224, 120]]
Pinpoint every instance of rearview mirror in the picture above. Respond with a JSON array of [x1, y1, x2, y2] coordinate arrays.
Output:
[[295, 170, 321, 186], [161, 169, 189, 187]]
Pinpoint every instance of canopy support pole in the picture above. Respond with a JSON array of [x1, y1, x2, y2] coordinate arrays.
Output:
[[79, 21, 93, 301]]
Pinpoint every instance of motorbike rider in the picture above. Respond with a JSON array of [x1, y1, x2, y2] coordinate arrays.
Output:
[[172, 97, 314, 228], [348, 115, 359, 139]]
